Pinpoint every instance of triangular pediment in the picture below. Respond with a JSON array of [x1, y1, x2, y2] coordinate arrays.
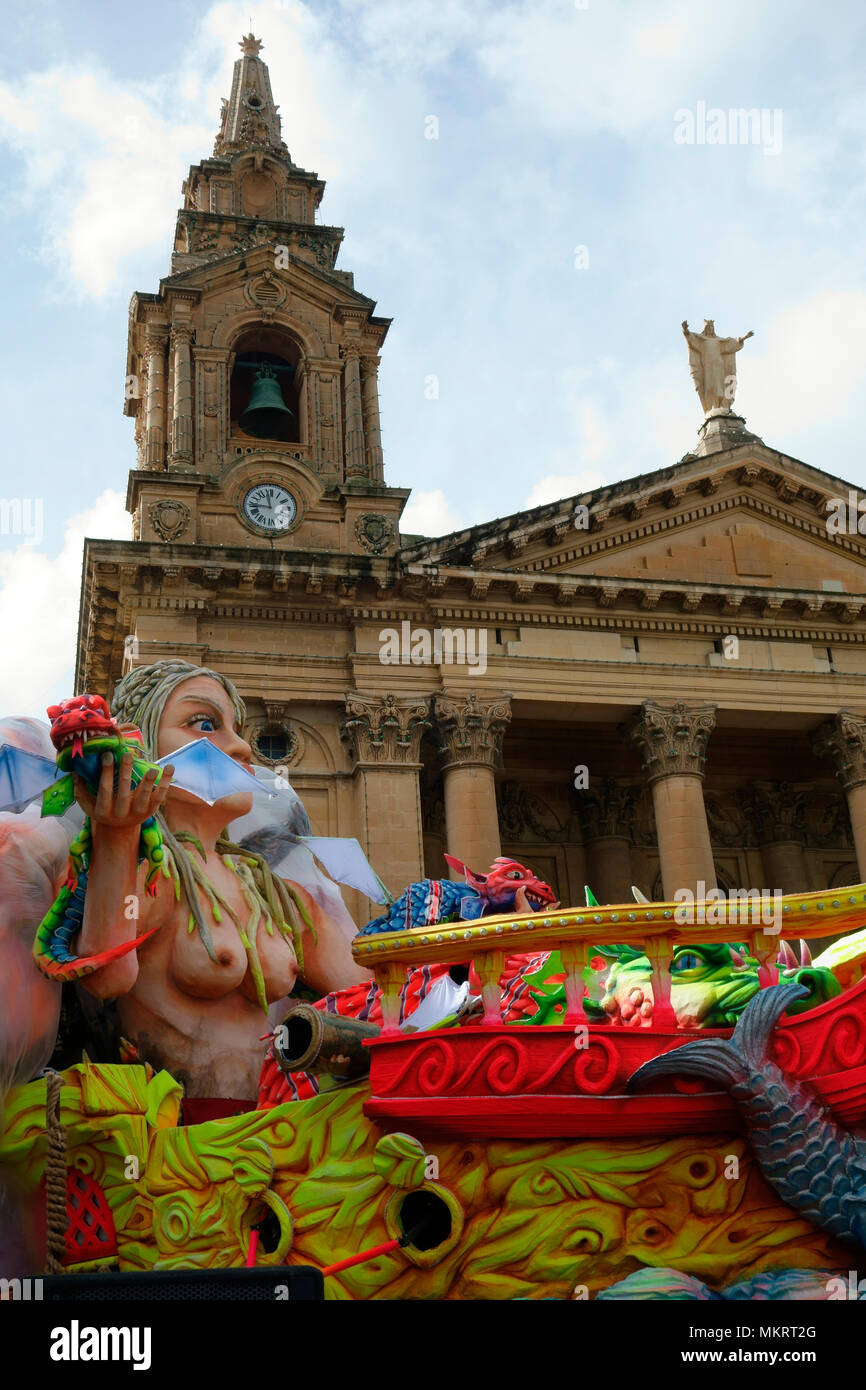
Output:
[[403, 443, 866, 596], [162, 243, 380, 313]]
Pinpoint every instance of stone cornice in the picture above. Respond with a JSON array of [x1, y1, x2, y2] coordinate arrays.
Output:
[[404, 561, 866, 625], [401, 448, 861, 568], [82, 551, 866, 646]]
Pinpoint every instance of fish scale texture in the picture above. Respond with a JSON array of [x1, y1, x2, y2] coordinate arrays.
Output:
[[629, 981, 866, 1250]]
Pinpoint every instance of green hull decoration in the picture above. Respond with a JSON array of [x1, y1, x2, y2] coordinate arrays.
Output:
[[0, 1061, 850, 1297]]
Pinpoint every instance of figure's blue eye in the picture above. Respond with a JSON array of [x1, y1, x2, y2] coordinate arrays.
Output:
[[188, 713, 218, 732], [673, 952, 700, 972]]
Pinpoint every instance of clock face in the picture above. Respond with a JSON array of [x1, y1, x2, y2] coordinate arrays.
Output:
[[242, 482, 297, 533]]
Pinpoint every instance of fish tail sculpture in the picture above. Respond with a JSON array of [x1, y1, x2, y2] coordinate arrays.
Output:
[[629, 981, 866, 1249], [33, 695, 170, 981]]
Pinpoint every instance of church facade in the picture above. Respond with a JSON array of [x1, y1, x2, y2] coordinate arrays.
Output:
[[76, 36, 866, 922]]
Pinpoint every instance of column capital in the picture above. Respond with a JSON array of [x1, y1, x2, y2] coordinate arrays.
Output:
[[623, 701, 716, 783], [434, 691, 512, 770], [577, 777, 640, 841], [812, 710, 866, 790], [144, 326, 169, 352], [341, 691, 430, 766], [740, 780, 807, 845], [170, 324, 195, 347], [263, 700, 291, 725]]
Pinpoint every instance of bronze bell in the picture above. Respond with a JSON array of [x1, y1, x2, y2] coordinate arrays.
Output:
[[239, 365, 294, 439]]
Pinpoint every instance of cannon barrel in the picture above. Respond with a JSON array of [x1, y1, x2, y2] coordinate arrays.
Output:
[[274, 1003, 380, 1079]]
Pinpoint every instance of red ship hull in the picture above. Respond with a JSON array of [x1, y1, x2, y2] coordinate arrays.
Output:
[[363, 973, 866, 1140]]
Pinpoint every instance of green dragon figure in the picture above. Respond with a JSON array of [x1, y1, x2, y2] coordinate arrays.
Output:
[[33, 694, 173, 981]]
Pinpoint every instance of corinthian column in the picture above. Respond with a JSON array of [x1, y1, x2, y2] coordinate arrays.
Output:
[[341, 693, 431, 898], [341, 345, 367, 478], [144, 327, 168, 468], [434, 692, 511, 873], [811, 712, 866, 881], [361, 354, 384, 480], [624, 701, 717, 899], [169, 324, 195, 470]]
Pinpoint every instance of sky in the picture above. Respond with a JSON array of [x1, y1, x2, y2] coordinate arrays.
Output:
[[2, 0, 866, 715]]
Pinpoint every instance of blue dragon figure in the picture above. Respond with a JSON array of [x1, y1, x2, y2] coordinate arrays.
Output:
[[359, 854, 557, 936]]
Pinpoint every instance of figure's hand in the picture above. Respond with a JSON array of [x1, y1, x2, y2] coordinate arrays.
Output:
[[602, 984, 654, 1027], [682, 319, 689, 333], [74, 750, 174, 834], [741, 330, 754, 341]]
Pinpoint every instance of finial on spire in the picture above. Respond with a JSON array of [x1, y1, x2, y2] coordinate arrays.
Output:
[[240, 33, 263, 57]]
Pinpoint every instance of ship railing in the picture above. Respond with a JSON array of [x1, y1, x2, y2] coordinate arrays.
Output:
[[350, 884, 866, 1033]]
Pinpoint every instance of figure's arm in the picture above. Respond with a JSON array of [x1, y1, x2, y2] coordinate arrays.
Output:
[[682, 319, 690, 337], [738, 330, 754, 345], [75, 750, 174, 999]]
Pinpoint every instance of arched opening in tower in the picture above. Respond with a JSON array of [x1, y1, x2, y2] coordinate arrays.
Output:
[[230, 327, 301, 444]]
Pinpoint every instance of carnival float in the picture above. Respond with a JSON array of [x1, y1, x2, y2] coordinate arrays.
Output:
[[1, 657, 866, 1300]]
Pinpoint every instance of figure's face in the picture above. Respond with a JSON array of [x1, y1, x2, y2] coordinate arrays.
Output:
[[157, 675, 254, 815]]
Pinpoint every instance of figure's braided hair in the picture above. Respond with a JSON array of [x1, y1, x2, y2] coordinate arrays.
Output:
[[109, 660, 308, 1006]]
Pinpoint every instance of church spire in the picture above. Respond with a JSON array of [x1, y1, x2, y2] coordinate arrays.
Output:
[[213, 34, 288, 159]]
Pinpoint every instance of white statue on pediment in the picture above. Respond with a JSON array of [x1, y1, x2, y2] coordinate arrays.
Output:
[[682, 319, 753, 414]]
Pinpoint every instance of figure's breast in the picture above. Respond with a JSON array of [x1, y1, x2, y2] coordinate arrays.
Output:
[[169, 904, 249, 998]]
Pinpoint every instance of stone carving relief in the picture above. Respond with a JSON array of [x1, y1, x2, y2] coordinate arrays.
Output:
[[497, 781, 570, 844], [577, 778, 641, 841], [354, 513, 393, 555], [148, 499, 191, 542]]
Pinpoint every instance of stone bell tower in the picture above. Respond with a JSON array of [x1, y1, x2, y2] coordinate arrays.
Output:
[[125, 33, 402, 556]]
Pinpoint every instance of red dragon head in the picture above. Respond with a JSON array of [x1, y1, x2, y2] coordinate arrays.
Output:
[[444, 854, 557, 913], [47, 694, 119, 759]]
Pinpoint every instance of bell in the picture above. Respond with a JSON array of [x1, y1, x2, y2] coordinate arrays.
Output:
[[239, 365, 294, 439]]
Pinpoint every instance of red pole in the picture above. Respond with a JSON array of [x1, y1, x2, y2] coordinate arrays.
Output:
[[322, 1238, 402, 1277]]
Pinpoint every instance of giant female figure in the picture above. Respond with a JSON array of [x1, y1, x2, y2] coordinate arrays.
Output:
[[60, 660, 370, 1102]]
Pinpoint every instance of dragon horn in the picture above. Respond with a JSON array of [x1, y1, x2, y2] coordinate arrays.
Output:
[[585, 885, 599, 906], [729, 946, 746, 968], [800, 939, 812, 967], [631, 886, 650, 904], [777, 939, 798, 970]]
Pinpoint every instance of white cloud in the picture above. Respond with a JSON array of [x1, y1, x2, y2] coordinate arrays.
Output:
[[0, 490, 130, 717], [400, 489, 465, 537], [579, 403, 608, 464], [738, 290, 866, 439], [0, 66, 211, 299], [477, 0, 744, 138]]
